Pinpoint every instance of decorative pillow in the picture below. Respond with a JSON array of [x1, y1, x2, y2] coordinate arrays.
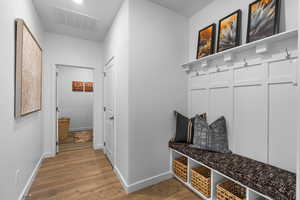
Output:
[[191, 116, 231, 153], [174, 112, 190, 143], [187, 113, 207, 144], [174, 112, 207, 144]]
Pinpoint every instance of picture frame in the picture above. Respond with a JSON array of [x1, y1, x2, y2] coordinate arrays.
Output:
[[15, 19, 43, 117], [72, 81, 84, 92], [217, 10, 242, 52], [196, 24, 216, 59], [247, 0, 281, 43], [84, 82, 94, 92]]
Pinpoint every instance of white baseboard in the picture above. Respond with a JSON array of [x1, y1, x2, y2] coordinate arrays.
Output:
[[18, 153, 46, 200], [69, 127, 93, 132], [43, 152, 53, 158], [93, 144, 104, 150], [113, 167, 129, 192], [113, 168, 172, 193]]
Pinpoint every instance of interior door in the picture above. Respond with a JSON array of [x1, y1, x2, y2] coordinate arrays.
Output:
[[55, 70, 60, 153], [104, 62, 115, 166]]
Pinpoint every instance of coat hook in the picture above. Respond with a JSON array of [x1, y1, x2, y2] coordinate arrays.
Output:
[[243, 58, 248, 66], [285, 48, 291, 59], [174, 111, 178, 116]]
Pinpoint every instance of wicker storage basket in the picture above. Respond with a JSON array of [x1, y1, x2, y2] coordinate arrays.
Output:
[[173, 157, 188, 182], [217, 180, 246, 200], [58, 118, 70, 144], [191, 165, 211, 198]]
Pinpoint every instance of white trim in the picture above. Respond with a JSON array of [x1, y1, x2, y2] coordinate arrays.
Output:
[[18, 153, 45, 200], [69, 127, 93, 132], [113, 167, 129, 192], [126, 171, 172, 193], [113, 167, 172, 193], [54, 64, 97, 155], [93, 144, 104, 150]]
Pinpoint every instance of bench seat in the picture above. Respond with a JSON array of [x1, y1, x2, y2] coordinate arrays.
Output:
[[169, 141, 296, 200]]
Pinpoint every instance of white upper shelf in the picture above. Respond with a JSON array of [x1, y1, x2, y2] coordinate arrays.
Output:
[[182, 29, 298, 69]]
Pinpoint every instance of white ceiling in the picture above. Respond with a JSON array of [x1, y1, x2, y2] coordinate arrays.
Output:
[[148, 0, 212, 17], [33, 0, 124, 42], [33, 0, 211, 42]]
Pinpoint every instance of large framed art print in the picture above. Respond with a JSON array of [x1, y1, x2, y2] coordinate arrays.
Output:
[[247, 0, 281, 43], [217, 10, 242, 52], [15, 19, 43, 117], [196, 24, 216, 59]]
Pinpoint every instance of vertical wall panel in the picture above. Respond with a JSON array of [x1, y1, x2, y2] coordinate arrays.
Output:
[[268, 60, 298, 173], [209, 88, 233, 150], [234, 85, 268, 163], [190, 89, 209, 117]]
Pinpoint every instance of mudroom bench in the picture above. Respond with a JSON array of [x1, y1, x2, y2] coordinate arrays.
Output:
[[169, 142, 296, 200]]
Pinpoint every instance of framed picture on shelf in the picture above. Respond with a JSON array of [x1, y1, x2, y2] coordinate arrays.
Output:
[[217, 10, 242, 52], [247, 0, 281, 43], [196, 24, 216, 59]]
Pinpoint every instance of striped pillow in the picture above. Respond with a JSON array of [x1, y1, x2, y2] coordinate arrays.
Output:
[[187, 113, 207, 144]]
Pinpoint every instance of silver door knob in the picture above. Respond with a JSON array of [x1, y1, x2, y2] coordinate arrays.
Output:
[[109, 116, 114, 120]]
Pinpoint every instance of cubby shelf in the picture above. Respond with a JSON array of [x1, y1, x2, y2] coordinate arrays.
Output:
[[182, 29, 298, 71], [170, 148, 271, 200]]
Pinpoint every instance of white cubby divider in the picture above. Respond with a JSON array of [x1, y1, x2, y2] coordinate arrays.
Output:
[[170, 148, 272, 200]]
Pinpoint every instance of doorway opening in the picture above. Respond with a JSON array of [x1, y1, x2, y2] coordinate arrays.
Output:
[[55, 65, 95, 153]]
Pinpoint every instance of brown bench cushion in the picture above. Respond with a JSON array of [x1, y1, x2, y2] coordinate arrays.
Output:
[[169, 141, 296, 200]]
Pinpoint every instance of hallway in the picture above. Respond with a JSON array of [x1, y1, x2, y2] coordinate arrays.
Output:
[[28, 148, 200, 200]]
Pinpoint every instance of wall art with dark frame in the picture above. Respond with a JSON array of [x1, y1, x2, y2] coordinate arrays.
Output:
[[196, 24, 216, 59], [217, 10, 242, 52], [247, 0, 281, 43]]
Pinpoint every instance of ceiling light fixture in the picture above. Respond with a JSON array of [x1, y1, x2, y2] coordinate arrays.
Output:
[[73, 0, 83, 5]]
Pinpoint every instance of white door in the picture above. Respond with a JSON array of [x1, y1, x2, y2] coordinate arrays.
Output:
[[104, 63, 115, 166], [55, 70, 60, 153]]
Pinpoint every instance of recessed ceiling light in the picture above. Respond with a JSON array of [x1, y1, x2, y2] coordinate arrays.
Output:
[[73, 0, 83, 5]]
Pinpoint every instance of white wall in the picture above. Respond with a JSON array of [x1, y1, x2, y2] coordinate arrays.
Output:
[[104, 0, 130, 183], [103, 0, 188, 189], [189, 0, 299, 60], [57, 66, 94, 131], [128, 0, 188, 185], [0, 0, 44, 199], [43, 33, 104, 155]]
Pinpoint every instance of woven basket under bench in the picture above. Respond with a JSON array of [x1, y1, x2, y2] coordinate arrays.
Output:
[[217, 180, 246, 200], [173, 157, 188, 182], [191, 165, 211, 198]]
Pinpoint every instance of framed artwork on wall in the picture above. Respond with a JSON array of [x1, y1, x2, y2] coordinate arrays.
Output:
[[217, 10, 242, 52], [72, 81, 84, 92], [247, 0, 281, 43], [15, 19, 43, 117], [196, 24, 216, 59], [84, 82, 94, 92]]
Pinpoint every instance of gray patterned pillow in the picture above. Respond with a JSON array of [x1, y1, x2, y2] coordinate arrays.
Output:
[[191, 116, 231, 153]]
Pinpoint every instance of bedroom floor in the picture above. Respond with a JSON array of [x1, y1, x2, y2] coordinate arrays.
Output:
[[59, 130, 93, 153], [27, 148, 201, 200]]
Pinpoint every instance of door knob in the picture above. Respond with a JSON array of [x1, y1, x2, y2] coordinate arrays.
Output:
[[109, 116, 114, 120]]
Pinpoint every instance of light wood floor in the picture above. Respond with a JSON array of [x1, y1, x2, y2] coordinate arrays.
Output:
[[59, 131, 93, 153], [28, 148, 201, 200]]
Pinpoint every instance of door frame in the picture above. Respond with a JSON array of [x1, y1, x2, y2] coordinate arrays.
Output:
[[54, 64, 96, 154], [103, 57, 116, 168]]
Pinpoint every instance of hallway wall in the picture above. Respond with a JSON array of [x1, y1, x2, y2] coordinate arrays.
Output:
[[0, 0, 44, 199], [57, 66, 94, 132], [43, 33, 104, 156]]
